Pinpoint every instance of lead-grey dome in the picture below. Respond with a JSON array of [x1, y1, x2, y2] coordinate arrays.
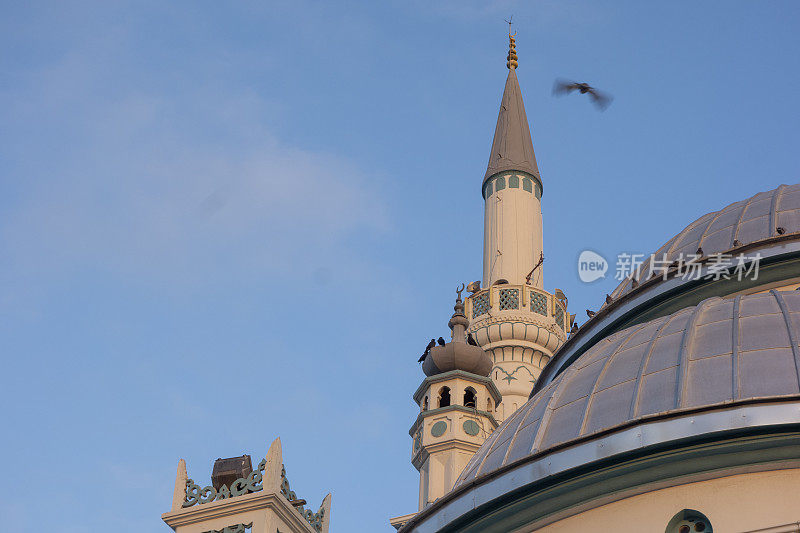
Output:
[[422, 296, 492, 377], [611, 184, 800, 300], [456, 289, 800, 486]]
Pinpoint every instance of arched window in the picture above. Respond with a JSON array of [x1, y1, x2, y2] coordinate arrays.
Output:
[[422, 396, 429, 411], [666, 509, 713, 533], [486, 398, 493, 412], [463, 388, 477, 408], [438, 387, 451, 408]]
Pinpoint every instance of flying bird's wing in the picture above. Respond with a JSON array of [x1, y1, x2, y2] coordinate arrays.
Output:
[[588, 88, 613, 110], [552, 79, 578, 96]]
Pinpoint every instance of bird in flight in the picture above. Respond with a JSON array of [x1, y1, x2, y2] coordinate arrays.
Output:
[[553, 79, 613, 110]]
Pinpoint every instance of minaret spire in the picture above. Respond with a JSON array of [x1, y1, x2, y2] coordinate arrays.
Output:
[[485, 33, 539, 182]]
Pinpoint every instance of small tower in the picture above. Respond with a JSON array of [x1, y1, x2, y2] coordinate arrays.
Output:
[[410, 292, 501, 511], [466, 33, 570, 422], [162, 438, 332, 533]]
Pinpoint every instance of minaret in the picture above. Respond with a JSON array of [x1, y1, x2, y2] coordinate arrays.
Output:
[[409, 292, 501, 511], [465, 33, 570, 422]]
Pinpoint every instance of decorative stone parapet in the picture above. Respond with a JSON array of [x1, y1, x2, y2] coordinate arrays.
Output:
[[465, 284, 569, 420]]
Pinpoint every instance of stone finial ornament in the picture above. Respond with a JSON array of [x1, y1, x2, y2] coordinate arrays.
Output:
[[507, 33, 518, 70]]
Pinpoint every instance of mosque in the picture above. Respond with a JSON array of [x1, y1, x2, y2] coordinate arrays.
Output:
[[161, 34, 800, 533]]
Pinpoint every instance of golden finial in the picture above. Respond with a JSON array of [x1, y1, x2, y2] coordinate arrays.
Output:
[[505, 16, 518, 70]]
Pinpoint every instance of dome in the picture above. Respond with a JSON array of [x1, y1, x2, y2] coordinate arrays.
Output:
[[536, 184, 800, 390], [422, 342, 492, 377], [421, 295, 493, 377], [455, 289, 800, 486], [610, 183, 800, 300]]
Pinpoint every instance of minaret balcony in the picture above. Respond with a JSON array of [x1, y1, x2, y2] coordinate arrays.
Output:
[[465, 284, 569, 350]]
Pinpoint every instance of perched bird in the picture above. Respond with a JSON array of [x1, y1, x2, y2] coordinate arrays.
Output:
[[777, 227, 787, 235], [467, 333, 479, 346], [553, 79, 613, 110], [586, 309, 596, 318], [696, 247, 704, 256], [605, 294, 613, 304], [570, 323, 579, 335], [437, 337, 446, 346], [418, 338, 436, 362], [733, 239, 742, 247], [631, 277, 639, 289]]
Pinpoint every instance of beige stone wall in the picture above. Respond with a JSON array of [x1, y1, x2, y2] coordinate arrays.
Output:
[[412, 374, 499, 509], [483, 174, 544, 288], [528, 468, 800, 533]]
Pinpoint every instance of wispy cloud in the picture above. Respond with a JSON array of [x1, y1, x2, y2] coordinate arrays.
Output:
[[0, 29, 389, 300]]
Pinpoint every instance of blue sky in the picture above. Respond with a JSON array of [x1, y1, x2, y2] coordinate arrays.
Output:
[[1, 1, 798, 531]]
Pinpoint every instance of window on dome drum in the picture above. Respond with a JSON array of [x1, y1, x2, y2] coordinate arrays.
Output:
[[508, 175, 519, 188], [438, 387, 451, 408], [486, 398, 493, 412], [422, 396, 428, 411], [463, 388, 477, 408], [666, 509, 713, 533], [496, 176, 506, 191]]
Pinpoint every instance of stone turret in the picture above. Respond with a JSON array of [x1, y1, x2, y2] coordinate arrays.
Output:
[[408, 292, 501, 513]]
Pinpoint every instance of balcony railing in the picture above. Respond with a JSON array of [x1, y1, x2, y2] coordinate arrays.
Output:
[[465, 284, 568, 334]]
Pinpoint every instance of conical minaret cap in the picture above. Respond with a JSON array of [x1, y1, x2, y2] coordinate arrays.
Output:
[[484, 35, 540, 183]]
